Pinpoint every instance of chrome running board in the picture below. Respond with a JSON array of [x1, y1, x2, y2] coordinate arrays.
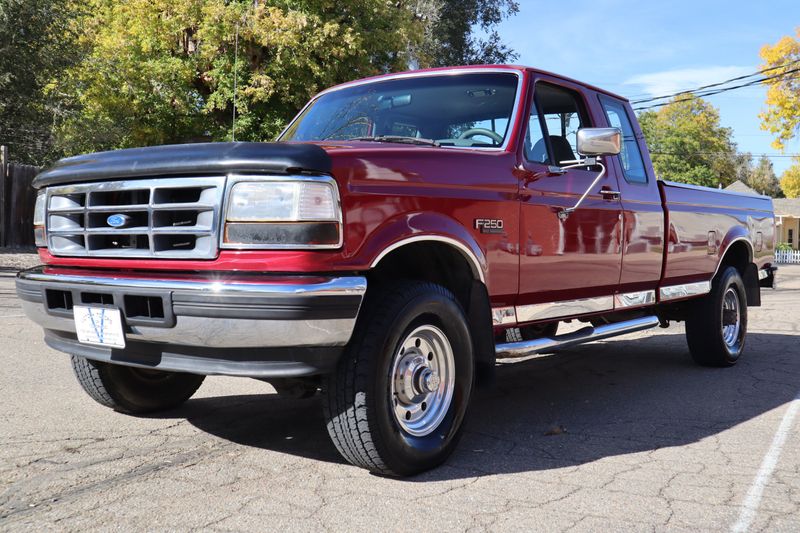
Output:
[[495, 316, 660, 359]]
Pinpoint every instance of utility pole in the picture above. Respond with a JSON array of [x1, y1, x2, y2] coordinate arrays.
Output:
[[0, 145, 8, 247], [232, 0, 257, 142], [232, 23, 239, 142]]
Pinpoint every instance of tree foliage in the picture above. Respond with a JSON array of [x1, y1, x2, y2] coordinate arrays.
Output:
[[746, 155, 782, 197], [417, 0, 519, 67], [52, 0, 426, 155], [0, 0, 82, 164], [638, 96, 738, 188], [781, 157, 800, 198], [48, 0, 519, 158], [733, 151, 754, 185], [759, 28, 800, 150], [1, 0, 518, 160]]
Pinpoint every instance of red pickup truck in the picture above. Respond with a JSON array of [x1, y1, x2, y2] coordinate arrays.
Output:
[[17, 65, 776, 476]]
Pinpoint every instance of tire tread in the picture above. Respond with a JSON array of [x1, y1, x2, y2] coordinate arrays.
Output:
[[71, 356, 118, 409], [70, 356, 204, 414]]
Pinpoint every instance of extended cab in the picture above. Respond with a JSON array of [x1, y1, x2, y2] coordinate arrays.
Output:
[[17, 65, 777, 476]]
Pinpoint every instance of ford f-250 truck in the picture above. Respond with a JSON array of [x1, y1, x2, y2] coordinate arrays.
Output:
[[17, 65, 777, 476]]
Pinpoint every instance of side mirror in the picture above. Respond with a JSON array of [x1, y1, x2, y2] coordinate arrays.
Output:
[[555, 128, 622, 222], [576, 128, 622, 157]]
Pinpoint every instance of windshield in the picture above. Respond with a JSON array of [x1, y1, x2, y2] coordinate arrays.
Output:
[[280, 72, 520, 148]]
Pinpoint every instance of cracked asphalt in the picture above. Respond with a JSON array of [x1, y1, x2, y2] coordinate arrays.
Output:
[[1, 261, 799, 532]]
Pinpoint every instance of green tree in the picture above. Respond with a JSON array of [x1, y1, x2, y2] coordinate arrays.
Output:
[[53, 0, 428, 155], [638, 96, 738, 187], [417, 0, 519, 66], [733, 151, 753, 184], [781, 157, 800, 198], [745, 155, 782, 197], [759, 28, 800, 150], [0, 0, 82, 164]]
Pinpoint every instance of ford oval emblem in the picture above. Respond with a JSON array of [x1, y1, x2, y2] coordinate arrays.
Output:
[[106, 214, 130, 228]]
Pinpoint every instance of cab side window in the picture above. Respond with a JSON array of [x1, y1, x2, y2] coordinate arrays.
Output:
[[526, 109, 549, 164], [600, 96, 648, 184], [525, 83, 590, 165]]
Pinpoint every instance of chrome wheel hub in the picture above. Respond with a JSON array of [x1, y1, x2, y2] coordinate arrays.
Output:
[[390, 325, 455, 437], [722, 287, 741, 348]]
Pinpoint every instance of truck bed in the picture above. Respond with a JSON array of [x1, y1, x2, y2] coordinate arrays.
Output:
[[659, 180, 775, 285]]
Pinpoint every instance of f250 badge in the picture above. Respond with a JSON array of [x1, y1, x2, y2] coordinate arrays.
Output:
[[474, 218, 504, 234]]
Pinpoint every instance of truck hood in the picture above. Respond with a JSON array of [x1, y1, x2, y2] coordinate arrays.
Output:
[[33, 142, 332, 189]]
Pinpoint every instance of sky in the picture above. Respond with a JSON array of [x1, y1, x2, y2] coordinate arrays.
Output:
[[490, 0, 800, 175]]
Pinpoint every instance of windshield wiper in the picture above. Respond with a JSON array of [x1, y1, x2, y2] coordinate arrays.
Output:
[[350, 135, 440, 147]]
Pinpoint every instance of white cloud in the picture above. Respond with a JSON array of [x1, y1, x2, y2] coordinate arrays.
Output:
[[624, 66, 754, 98]]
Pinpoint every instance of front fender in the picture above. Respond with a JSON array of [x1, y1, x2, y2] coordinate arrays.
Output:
[[354, 211, 488, 283]]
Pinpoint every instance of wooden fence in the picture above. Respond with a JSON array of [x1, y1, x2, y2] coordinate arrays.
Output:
[[776, 249, 800, 265], [1, 146, 41, 249]]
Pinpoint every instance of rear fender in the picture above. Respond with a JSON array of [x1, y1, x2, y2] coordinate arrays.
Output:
[[718, 228, 753, 267]]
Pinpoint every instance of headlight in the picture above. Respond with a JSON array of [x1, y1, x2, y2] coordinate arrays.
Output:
[[222, 178, 342, 249], [33, 192, 46, 247]]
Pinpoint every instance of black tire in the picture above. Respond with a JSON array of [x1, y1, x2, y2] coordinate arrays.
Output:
[[685, 266, 747, 367], [322, 281, 474, 476], [70, 356, 205, 414]]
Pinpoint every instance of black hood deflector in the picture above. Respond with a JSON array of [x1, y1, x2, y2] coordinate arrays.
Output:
[[33, 142, 332, 189]]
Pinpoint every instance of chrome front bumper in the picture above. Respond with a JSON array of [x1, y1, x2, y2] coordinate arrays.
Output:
[[16, 267, 366, 377]]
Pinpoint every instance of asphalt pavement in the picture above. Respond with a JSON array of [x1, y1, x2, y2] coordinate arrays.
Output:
[[1, 261, 799, 532]]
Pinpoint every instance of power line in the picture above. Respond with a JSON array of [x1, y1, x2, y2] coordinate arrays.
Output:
[[633, 68, 800, 111], [634, 68, 800, 110], [650, 151, 800, 159], [630, 58, 800, 105]]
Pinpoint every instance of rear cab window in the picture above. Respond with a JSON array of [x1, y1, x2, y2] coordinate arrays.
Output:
[[599, 96, 648, 184]]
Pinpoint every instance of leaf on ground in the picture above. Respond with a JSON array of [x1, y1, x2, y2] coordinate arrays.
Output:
[[544, 424, 567, 436]]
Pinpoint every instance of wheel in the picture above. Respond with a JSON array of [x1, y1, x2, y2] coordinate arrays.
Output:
[[685, 266, 747, 367], [70, 356, 205, 414], [322, 281, 474, 476], [499, 322, 558, 343]]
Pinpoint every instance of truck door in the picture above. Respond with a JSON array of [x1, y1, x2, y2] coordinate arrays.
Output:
[[597, 95, 664, 293], [517, 80, 624, 321]]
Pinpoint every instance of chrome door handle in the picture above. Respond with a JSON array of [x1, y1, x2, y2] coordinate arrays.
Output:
[[600, 189, 621, 199]]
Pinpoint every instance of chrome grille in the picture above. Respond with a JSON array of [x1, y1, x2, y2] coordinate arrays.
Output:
[[45, 177, 226, 259]]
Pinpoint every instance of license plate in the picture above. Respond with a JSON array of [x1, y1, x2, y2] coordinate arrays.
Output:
[[74, 305, 126, 349]]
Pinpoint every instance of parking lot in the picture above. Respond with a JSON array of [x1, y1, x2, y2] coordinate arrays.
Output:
[[1, 258, 799, 532]]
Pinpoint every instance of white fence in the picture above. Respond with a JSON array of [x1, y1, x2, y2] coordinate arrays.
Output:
[[776, 249, 800, 264]]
